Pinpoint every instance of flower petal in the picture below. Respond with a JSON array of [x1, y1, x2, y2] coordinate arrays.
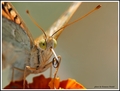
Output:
[[4, 74, 86, 89], [48, 77, 60, 89], [4, 80, 28, 89], [60, 78, 86, 89], [29, 74, 51, 89]]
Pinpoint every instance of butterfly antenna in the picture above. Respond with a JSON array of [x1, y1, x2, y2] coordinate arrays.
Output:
[[26, 10, 47, 38], [52, 5, 101, 37]]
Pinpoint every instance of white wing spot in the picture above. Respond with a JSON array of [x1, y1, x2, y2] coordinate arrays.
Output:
[[11, 29, 15, 37]]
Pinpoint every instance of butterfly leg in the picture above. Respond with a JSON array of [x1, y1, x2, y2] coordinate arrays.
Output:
[[52, 55, 61, 79], [12, 66, 24, 82], [50, 64, 52, 78], [40, 56, 61, 89], [23, 63, 53, 89], [23, 66, 30, 89], [12, 66, 29, 89], [40, 56, 61, 78], [50, 55, 61, 89]]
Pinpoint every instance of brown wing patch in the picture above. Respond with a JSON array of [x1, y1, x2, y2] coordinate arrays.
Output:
[[2, 2, 22, 27]]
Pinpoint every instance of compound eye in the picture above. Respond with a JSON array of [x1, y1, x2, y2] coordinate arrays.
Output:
[[39, 39, 46, 50], [53, 38, 57, 48]]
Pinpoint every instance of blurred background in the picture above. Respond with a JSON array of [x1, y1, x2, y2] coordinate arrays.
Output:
[[2, 2, 118, 89]]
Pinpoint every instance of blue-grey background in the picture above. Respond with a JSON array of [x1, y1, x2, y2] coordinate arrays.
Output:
[[2, 2, 118, 89]]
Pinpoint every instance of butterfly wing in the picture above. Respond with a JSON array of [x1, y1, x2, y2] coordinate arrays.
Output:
[[2, 16, 31, 68], [2, 2, 34, 45], [35, 2, 82, 43], [2, 2, 34, 81]]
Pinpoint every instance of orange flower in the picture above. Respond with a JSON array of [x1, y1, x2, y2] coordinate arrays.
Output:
[[4, 74, 86, 89], [60, 78, 85, 89], [4, 80, 28, 89]]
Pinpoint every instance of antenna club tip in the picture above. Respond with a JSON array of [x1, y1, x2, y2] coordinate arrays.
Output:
[[26, 10, 29, 14], [96, 5, 102, 9]]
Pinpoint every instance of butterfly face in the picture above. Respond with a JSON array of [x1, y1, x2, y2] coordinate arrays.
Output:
[[2, 2, 81, 84], [31, 36, 57, 71], [38, 36, 57, 50]]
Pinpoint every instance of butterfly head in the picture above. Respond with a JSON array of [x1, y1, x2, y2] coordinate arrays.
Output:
[[38, 35, 57, 51]]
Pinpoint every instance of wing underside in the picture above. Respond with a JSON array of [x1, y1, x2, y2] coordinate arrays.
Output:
[[2, 2, 34, 47], [2, 2, 34, 81], [2, 16, 32, 81], [35, 2, 82, 43]]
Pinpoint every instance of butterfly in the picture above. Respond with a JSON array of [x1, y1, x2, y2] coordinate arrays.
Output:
[[2, 2, 82, 86]]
